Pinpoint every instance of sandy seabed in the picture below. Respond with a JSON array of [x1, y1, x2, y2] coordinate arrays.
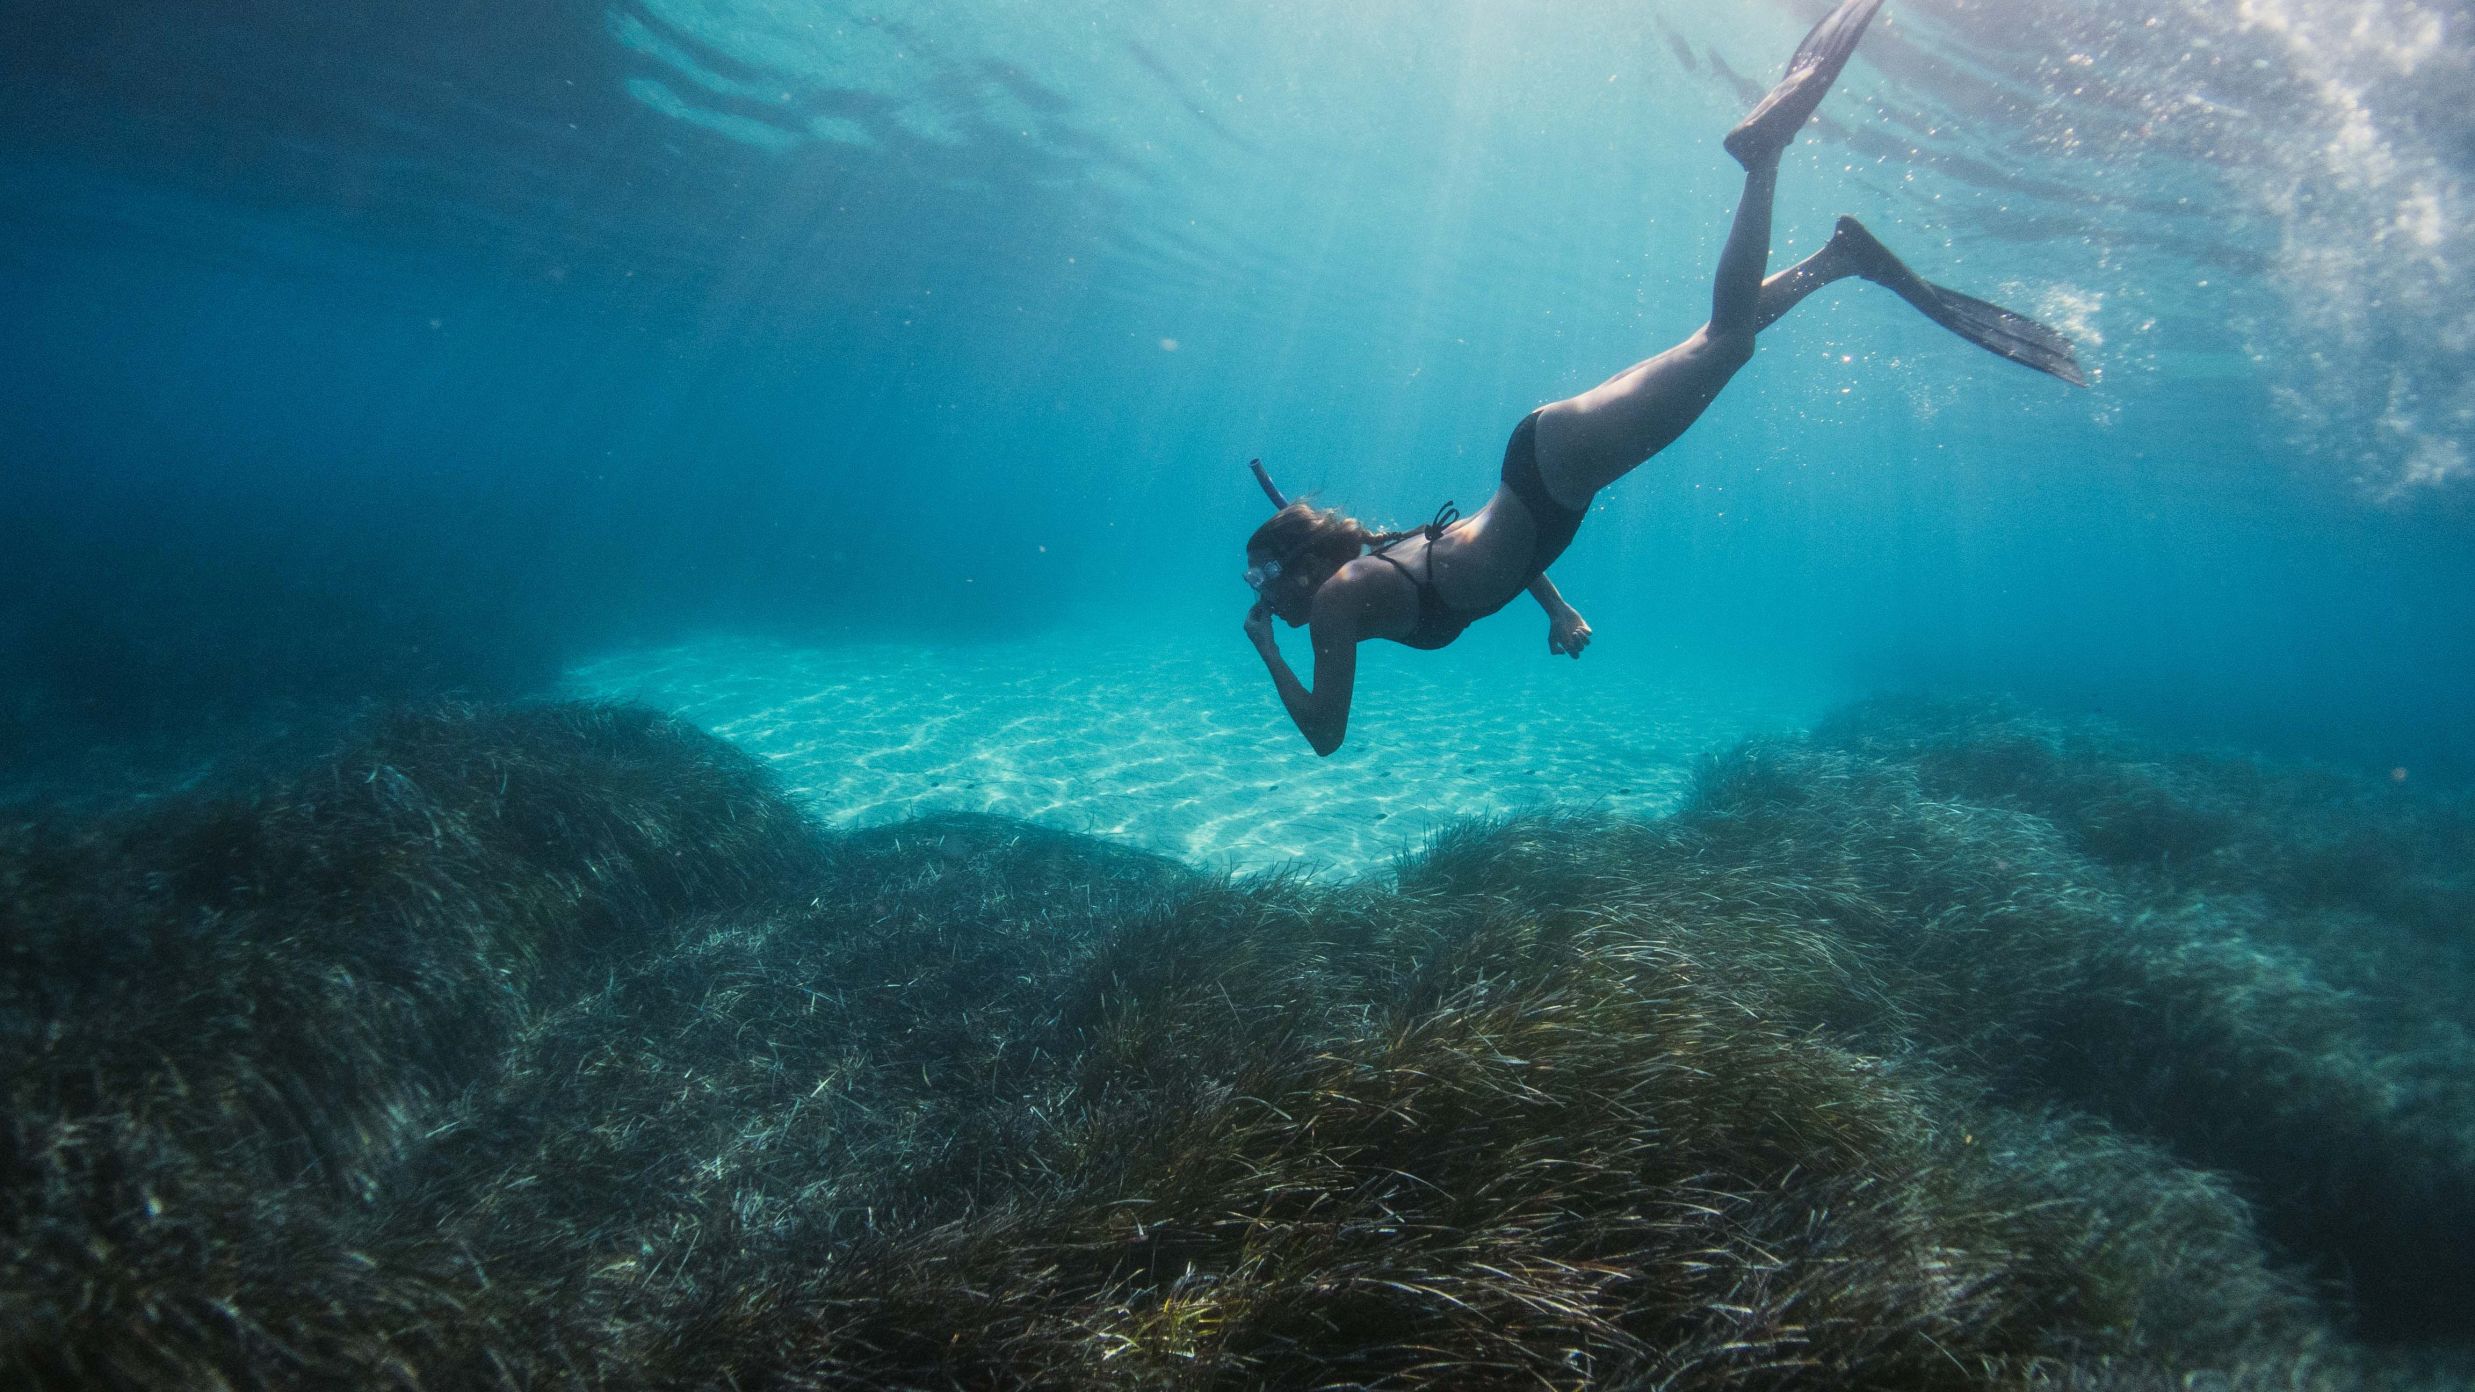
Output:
[[566, 625, 1818, 874]]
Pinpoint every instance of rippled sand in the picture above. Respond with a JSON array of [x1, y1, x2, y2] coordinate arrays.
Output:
[[567, 626, 1815, 876]]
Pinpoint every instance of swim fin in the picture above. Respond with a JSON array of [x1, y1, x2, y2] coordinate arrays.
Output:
[[1833, 216, 2089, 386], [1725, 0, 1890, 169], [1915, 284, 2089, 387]]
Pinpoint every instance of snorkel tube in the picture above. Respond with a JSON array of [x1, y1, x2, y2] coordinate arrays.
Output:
[[1249, 458, 1290, 512]]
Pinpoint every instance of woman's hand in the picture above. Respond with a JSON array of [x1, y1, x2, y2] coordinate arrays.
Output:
[[1547, 608, 1592, 659], [1244, 599, 1277, 653]]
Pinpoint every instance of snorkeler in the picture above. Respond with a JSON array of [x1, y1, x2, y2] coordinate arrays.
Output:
[[1244, 0, 2083, 756]]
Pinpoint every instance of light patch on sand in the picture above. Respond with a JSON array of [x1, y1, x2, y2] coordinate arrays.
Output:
[[566, 627, 1814, 877]]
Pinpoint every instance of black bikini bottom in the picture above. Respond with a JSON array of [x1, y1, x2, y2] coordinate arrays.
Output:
[[1501, 409, 1587, 579]]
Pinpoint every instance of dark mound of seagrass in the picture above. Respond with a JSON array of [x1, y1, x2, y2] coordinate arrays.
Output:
[[0, 703, 828, 1386], [1811, 697, 2475, 944], [5, 698, 2470, 1389], [1799, 698, 2475, 1339], [1409, 697, 2475, 1346]]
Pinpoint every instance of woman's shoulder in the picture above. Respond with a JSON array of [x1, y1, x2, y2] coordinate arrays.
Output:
[[1320, 551, 1418, 627]]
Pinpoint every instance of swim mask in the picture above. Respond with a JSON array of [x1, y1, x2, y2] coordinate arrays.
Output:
[[1245, 540, 1312, 593]]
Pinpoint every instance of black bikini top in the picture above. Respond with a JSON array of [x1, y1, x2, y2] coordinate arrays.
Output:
[[1369, 502, 1472, 651]]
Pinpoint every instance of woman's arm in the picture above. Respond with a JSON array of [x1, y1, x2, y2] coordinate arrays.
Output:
[[1246, 595, 1360, 756], [1528, 574, 1592, 658]]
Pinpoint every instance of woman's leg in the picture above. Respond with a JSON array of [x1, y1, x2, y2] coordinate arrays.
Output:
[[1533, 161, 1869, 506], [1530, 0, 1896, 508]]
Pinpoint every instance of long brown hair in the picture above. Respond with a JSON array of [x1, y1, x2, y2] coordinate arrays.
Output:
[[1246, 502, 1375, 569], [1246, 501, 1436, 569]]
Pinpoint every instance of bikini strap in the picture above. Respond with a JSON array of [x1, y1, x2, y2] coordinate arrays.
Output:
[[1369, 500, 1460, 556], [1421, 501, 1458, 581], [1369, 548, 1419, 589]]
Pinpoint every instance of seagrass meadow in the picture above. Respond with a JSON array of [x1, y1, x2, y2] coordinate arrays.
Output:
[[5, 697, 2470, 1390]]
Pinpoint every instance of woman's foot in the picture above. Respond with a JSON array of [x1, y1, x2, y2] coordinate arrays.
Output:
[[1822, 214, 1914, 293], [1724, 0, 1890, 169]]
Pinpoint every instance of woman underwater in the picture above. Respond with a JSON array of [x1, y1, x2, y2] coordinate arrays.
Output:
[[1243, 0, 2084, 756]]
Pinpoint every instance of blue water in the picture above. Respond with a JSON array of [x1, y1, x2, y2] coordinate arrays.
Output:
[[3, 0, 2471, 792]]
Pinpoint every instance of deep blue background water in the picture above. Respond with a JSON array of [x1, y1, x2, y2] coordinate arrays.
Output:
[[4, 0, 2470, 796]]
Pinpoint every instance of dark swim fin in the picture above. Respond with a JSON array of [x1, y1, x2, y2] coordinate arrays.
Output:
[[1833, 216, 2089, 387], [1915, 284, 2089, 387], [1725, 0, 1890, 169]]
